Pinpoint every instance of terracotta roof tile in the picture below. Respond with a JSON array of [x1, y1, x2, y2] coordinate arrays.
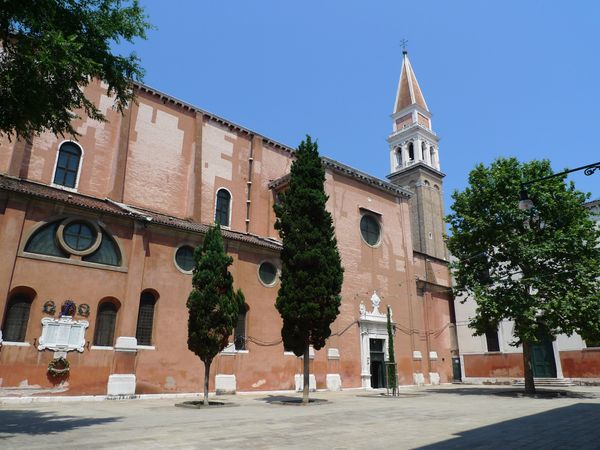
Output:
[[0, 175, 282, 251]]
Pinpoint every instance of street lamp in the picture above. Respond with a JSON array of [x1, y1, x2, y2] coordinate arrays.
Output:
[[518, 161, 600, 210]]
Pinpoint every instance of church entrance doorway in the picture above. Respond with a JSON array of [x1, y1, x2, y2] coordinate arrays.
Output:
[[370, 338, 386, 388], [531, 332, 557, 378]]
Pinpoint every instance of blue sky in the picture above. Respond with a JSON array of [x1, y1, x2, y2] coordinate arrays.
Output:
[[118, 1, 600, 208]]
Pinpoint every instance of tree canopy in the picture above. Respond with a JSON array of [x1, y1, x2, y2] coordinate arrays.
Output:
[[0, 0, 151, 140], [187, 224, 244, 405], [447, 157, 600, 392]]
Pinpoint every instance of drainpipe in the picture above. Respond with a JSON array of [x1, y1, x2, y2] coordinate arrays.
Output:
[[245, 135, 255, 233]]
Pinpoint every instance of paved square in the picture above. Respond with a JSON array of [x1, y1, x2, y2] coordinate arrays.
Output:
[[1, 385, 599, 449]]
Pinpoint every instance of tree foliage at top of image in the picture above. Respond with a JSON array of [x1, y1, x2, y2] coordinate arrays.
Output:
[[447, 157, 600, 345], [0, 0, 152, 141], [187, 224, 244, 405], [274, 135, 344, 358]]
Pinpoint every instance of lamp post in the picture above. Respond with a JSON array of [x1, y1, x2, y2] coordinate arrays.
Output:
[[519, 161, 600, 210]]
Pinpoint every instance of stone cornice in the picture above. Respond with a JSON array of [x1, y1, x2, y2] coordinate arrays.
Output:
[[268, 158, 413, 199]]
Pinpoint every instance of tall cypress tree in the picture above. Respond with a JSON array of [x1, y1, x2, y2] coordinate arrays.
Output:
[[386, 305, 398, 395], [274, 135, 344, 404], [187, 224, 244, 406]]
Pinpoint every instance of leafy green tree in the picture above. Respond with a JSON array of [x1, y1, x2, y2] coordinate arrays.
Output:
[[447, 157, 600, 394], [274, 135, 343, 404], [386, 305, 398, 395], [0, 0, 151, 140], [187, 225, 244, 406]]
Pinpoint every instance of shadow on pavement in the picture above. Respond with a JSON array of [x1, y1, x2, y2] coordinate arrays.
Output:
[[0, 410, 122, 438], [416, 403, 600, 449], [426, 387, 598, 399], [255, 395, 327, 405]]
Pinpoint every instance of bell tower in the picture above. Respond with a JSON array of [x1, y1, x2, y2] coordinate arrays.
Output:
[[387, 50, 447, 260]]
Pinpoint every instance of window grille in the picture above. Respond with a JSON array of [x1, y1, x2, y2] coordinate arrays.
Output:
[[234, 307, 247, 350], [2, 294, 32, 342], [135, 292, 156, 346], [93, 302, 117, 346]]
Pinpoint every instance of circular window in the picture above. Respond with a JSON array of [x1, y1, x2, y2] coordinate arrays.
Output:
[[360, 214, 381, 246], [175, 246, 195, 272], [64, 222, 95, 251], [57, 219, 102, 255], [258, 261, 278, 286]]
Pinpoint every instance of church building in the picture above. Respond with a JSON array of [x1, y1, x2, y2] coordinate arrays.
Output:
[[0, 51, 456, 396]]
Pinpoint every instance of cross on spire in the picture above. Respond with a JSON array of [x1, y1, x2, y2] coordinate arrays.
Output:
[[400, 39, 408, 54]]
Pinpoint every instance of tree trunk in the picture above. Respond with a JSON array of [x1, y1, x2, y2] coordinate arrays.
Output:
[[522, 340, 536, 395], [204, 361, 211, 406], [303, 344, 310, 404]]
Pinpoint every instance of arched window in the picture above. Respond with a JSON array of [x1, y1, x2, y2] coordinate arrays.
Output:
[[215, 189, 231, 227], [93, 301, 118, 346], [53, 142, 82, 188], [2, 293, 33, 342], [234, 304, 248, 351], [421, 142, 427, 160], [135, 291, 157, 346], [408, 142, 414, 161], [430, 146, 436, 165], [395, 148, 402, 167]]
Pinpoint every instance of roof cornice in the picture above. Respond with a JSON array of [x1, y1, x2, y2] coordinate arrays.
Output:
[[387, 161, 446, 179], [268, 158, 412, 199], [0, 174, 282, 251], [133, 82, 294, 155]]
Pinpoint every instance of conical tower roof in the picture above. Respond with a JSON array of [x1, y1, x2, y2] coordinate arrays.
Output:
[[394, 51, 429, 113]]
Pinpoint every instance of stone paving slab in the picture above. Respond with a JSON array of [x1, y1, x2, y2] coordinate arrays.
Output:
[[1, 385, 599, 449]]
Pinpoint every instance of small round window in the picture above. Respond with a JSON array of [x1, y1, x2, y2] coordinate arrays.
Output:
[[360, 214, 381, 246], [63, 222, 95, 251], [258, 261, 277, 286], [175, 246, 195, 272]]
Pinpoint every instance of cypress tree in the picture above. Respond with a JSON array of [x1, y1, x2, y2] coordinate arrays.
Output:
[[274, 135, 344, 404], [386, 305, 398, 395], [187, 224, 244, 406]]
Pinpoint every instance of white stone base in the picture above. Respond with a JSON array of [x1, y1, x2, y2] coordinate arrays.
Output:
[[215, 374, 236, 394], [107, 374, 136, 396], [294, 374, 316, 392], [413, 372, 425, 386], [326, 374, 342, 391], [429, 372, 440, 385]]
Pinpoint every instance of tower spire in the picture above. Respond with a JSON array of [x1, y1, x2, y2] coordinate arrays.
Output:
[[394, 51, 429, 114], [387, 49, 446, 260]]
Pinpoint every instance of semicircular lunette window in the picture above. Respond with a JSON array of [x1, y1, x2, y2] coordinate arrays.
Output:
[[25, 219, 121, 267], [82, 231, 122, 266], [175, 246, 195, 272], [24, 222, 68, 258], [259, 261, 278, 286], [360, 214, 381, 246]]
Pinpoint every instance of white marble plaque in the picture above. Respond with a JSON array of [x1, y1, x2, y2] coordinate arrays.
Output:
[[38, 316, 88, 352]]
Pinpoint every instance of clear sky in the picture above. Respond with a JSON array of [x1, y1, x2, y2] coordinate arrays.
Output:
[[118, 0, 600, 208]]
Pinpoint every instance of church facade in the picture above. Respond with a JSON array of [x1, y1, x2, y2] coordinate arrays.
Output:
[[0, 52, 456, 397]]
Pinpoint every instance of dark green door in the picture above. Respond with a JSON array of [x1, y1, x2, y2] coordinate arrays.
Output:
[[531, 334, 557, 378], [370, 338, 386, 388]]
